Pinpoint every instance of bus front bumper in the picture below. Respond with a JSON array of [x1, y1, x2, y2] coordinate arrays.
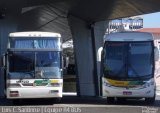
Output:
[[7, 87, 62, 99], [103, 86, 155, 98]]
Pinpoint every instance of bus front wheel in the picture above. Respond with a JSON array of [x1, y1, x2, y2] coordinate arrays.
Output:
[[52, 98, 61, 103], [145, 95, 155, 104], [12, 99, 21, 105], [107, 97, 114, 104]]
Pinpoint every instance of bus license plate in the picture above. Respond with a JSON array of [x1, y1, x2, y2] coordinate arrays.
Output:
[[123, 91, 132, 95]]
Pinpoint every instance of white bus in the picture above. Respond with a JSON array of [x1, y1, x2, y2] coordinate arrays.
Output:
[[3, 31, 63, 103], [101, 32, 159, 104]]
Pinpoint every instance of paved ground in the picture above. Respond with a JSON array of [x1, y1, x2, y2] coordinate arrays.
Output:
[[0, 86, 159, 113], [0, 95, 160, 113]]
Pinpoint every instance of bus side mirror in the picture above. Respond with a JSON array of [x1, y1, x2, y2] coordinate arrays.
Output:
[[97, 47, 103, 62], [2, 54, 6, 68], [154, 47, 159, 61]]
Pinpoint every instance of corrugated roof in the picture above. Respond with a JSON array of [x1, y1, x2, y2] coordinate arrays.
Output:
[[5, 0, 160, 41], [137, 28, 160, 40], [137, 28, 160, 33]]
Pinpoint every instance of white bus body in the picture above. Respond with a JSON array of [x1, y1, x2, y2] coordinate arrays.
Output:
[[102, 32, 159, 103], [4, 32, 63, 100]]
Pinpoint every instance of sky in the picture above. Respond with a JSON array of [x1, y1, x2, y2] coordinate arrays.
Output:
[[143, 12, 160, 28]]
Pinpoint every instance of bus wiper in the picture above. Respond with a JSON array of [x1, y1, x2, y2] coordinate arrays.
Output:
[[35, 70, 47, 79], [128, 64, 141, 78], [19, 71, 34, 80], [114, 54, 128, 77], [42, 73, 48, 79]]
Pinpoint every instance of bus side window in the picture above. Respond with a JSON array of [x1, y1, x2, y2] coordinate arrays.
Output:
[[159, 44, 160, 58], [155, 46, 159, 61]]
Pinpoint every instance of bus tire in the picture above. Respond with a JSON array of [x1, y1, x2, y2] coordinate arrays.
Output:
[[145, 95, 155, 104], [117, 97, 126, 103], [107, 97, 114, 104], [12, 99, 21, 105], [52, 98, 61, 103]]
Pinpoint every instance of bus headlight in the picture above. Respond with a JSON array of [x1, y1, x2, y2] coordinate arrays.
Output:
[[104, 81, 111, 87], [142, 81, 154, 88], [142, 83, 149, 88]]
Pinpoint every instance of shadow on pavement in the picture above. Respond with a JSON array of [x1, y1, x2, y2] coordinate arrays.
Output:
[[0, 96, 159, 107]]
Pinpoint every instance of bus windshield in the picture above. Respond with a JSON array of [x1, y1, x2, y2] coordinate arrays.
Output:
[[8, 51, 61, 79], [103, 41, 153, 80]]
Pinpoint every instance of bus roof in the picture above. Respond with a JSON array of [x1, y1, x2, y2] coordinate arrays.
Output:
[[104, 32, 153, 42], [9, 31, 61, 38]]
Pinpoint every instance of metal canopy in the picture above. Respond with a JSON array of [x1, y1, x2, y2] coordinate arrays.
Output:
[[1, 0, 160, 41], [1, 0, 160, 21], [69, 0, 160, 22]]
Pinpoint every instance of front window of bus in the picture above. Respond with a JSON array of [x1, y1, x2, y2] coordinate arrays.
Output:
[[8, 51, 61, 79], [36, 51, 61, 79], [128, 42, 153, 78], [103, 43, 126, 79], [103, 41, 153, 80], [8, 51, 34, 79]]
